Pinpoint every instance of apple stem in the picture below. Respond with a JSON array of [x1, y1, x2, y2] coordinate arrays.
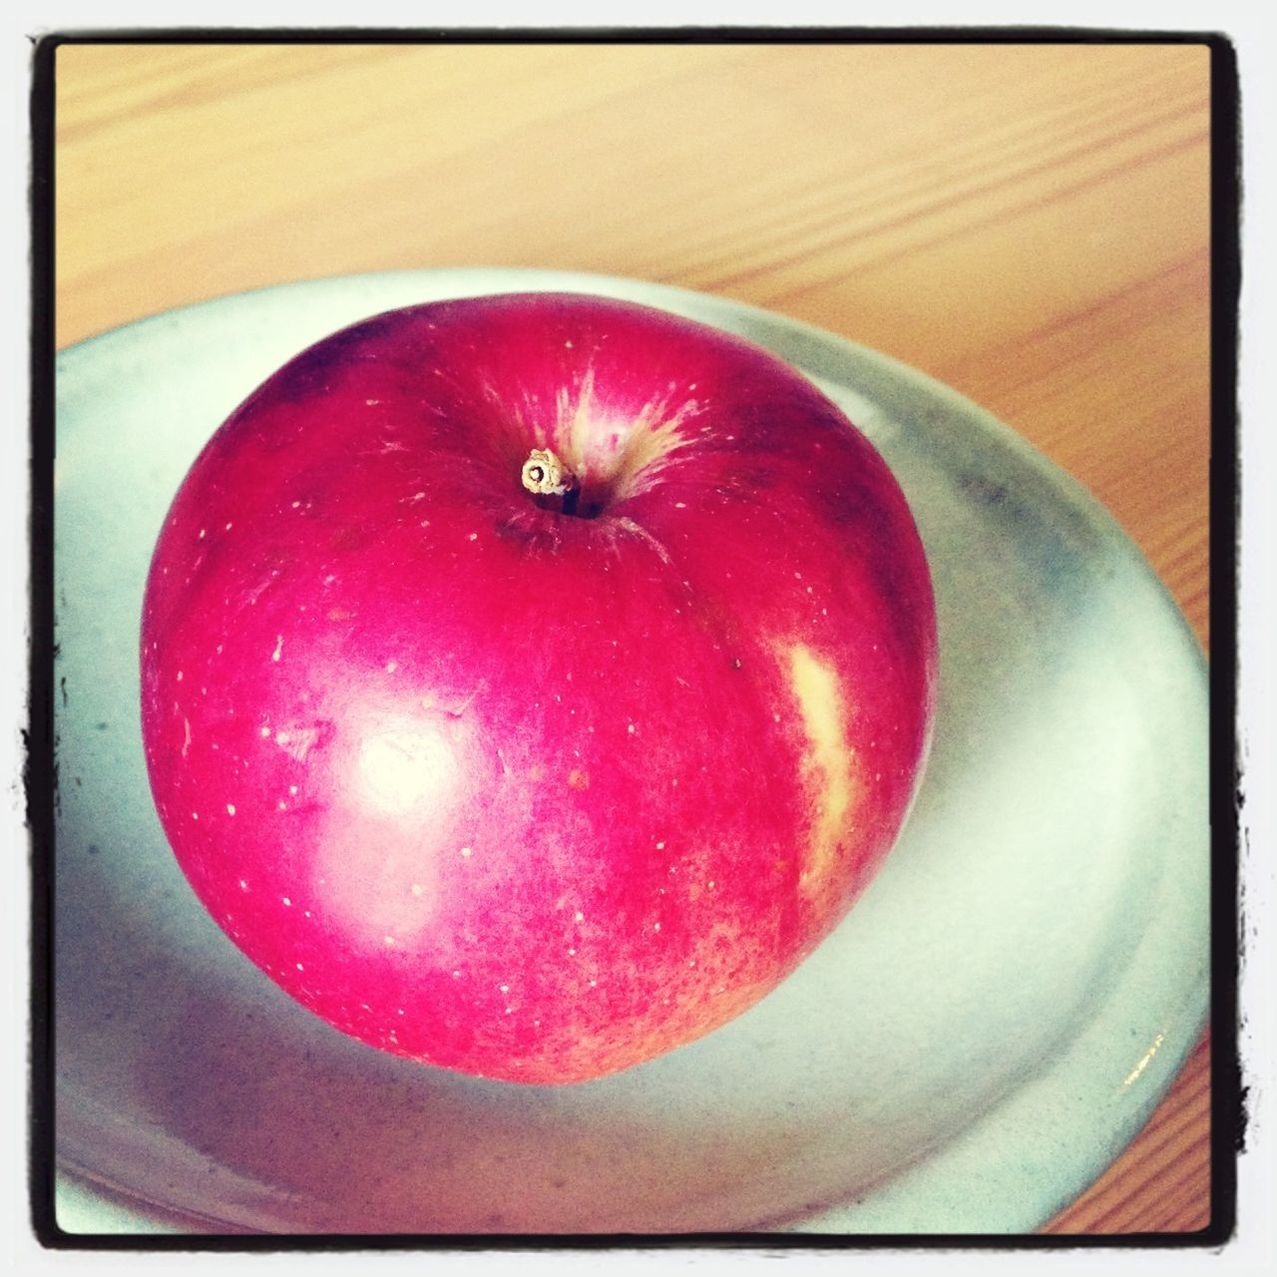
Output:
[[521, 447, 581, 516]]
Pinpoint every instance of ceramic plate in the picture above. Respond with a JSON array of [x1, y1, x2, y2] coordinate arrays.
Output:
[[52, 269, 1209, 1235]]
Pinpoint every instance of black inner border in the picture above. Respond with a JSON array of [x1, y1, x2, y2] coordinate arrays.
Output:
[[27, 24, 1242, 1254]]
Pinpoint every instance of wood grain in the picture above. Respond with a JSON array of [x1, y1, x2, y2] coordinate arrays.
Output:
[[51, 38, 1215, 1235]]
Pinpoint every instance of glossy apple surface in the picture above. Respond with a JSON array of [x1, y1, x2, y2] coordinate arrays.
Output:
[[140, 293, 937, 1083]]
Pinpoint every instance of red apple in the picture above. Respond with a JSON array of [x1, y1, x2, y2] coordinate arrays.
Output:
[[140, 292, 937, 1084]]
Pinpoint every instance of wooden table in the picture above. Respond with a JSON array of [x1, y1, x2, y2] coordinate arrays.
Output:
[[51, 37, 1214, 1235]]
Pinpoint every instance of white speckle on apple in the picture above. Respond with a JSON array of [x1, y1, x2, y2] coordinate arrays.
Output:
[[411, 883, 424, 896], [278, 800, 288, 811], [385, 659, 398, 674], [467, 532, 478, 542], [567, 947, 577, 956], [226, 803, 236, 816], [289, 785, 298, 796], [225, 522, 233, 531], [383, 935, 396, 947], [655, 840, 666, 850], [282, 896, 292, 907], [674, 502, 687, 509], [198, 528, 206, 539], [574, 911, 585, 923], [499, 984, 509, 993], [627, 722, 636, 735], [460, 846, 473, 859], [452, 970, 462, 979], [191, 811, 199, 821], [296, 962, 304, 971], [239, 879, 248, 891], [176, 670, 183, 682], [271, 635, 284, 662], [292, 500, 301, 509], [260, 725, 271, 738]]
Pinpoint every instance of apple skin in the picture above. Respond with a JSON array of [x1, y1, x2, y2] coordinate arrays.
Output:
[[140, 293, 937, 1084]]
